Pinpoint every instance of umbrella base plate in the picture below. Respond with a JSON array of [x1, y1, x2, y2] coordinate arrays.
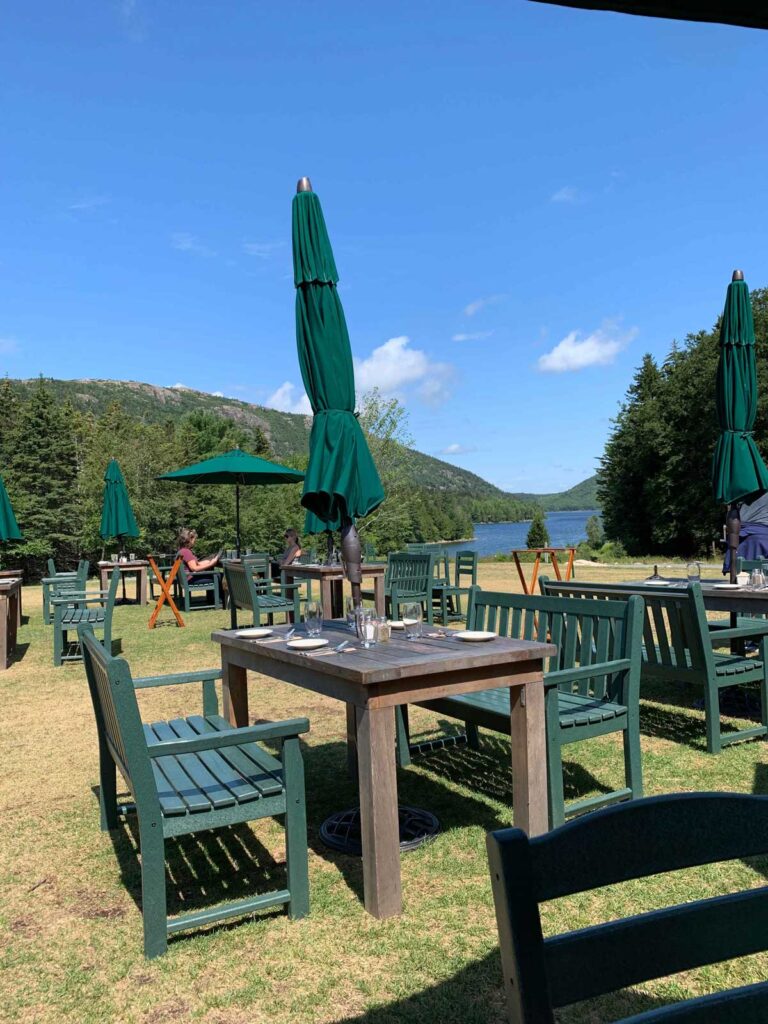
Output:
[[319, 805, 439, 856]]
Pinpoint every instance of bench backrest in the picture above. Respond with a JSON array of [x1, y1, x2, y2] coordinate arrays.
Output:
[[466, 587, 643, 700], [388, 552, 435, 599], [539, 578, 714, 682], [223, 560, 256, 611], [454, 550, 477, 588], [242, 553, 270, 579], [80, 626, 160, 817], [487, 792, 768, 1022]]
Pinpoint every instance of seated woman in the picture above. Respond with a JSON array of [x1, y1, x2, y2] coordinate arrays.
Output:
[[177, 528, 221, 579], [271, 528, 303, 578]]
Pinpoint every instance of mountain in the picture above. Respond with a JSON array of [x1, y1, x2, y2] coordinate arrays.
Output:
[[513, 475, 600, 512]]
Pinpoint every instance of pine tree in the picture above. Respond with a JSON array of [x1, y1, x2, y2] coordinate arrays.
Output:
[[526, 508, 550, 549]]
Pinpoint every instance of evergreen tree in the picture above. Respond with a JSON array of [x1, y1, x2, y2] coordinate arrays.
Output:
[[526, 508, 550, 548], [585, 514, 604, 548]]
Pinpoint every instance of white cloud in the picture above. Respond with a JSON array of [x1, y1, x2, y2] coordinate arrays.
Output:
[[68, 195, 110, 211], [439, 443, 477, 456], [463, 294, 505, 317], [537, 323, 637, 373], [0, 337, 18, 354], [170, 233, 215, 257], [551, 185, 580, 204], [170, 382, 189, 390], [354, 336, 454, 406], [243, 241, 283, 258], [212, 390, 224, 397], [266, 381, 312, 415], [451, 330, 494, 342]]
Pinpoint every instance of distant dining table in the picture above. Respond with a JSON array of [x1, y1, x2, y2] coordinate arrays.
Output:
[[281, 562, 387, 619], [0, 577, 22, 670], [97, 559, 149, 605], [212, 620, 554, 919], [0, 569, 22, 625]]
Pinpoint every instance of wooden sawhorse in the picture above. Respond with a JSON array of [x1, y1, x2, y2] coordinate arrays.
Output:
[[147, 556, 185, 628], [511, 547, 576, 595]]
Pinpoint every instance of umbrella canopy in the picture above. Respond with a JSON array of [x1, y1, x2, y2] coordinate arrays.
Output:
[[292, 182, 384, 539], [0, 474, 22, 543], [712, 275, 768, 505], [158, 448, 305, 557], [100, 458, 139, 543], [528, 1, 767, 29]]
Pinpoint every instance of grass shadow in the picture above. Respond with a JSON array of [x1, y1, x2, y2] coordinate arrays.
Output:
[[8, 641, 30, 666]]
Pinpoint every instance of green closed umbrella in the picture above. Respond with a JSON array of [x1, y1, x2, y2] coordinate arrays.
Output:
[[0, 473, 22, 543], [100, 458, 139, 547], [711, 271, 768, 581], [292, 178, 385, 603], [158, 448, 304, 558]]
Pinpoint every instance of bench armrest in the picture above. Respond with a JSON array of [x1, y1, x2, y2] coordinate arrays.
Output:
[[42, 574, 78, 584], [147, 717, 310, 758], [134, 669, 222, 689], [544, 659, 632, 689], [51, 590, 109, 605], [709, 623, 768, 644]]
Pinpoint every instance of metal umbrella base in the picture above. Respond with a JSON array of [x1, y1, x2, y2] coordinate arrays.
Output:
[[319, 805, 440, 856]]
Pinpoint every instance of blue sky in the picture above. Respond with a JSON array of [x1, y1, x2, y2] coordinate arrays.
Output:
[[2, 2, 767, 493]]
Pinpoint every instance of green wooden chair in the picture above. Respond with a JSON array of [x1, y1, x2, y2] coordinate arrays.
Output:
[[399, 586, 644, 827], [42, 558, 89, 625], [388, 551, 436, 625], [79, 625, 309, 958], [52, 565, 118, 666], [540, 578, 768, 754], [223, 560, 299, 629], [487, 792, 768, 1023], [433, 549, 477, 623], [174, 564, 222, 613]]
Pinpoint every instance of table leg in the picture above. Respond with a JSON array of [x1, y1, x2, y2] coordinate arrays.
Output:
[[222, 652, 249, 727], [320, 578, 334, 620], [331, 579, 343, 619], [509, 676, 548, 837], [373, 576, 385, 617], [346, 703, 359, 780], [15, 586, 21, 627], [100, 567, 108, 594], [8, 591, 18, 650], [139, 567, 148, 606], [0, 595, 8, 670], [355, 704, 402, 917]]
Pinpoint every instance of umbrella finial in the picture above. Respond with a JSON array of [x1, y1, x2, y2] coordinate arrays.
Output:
[[296, 177, 313, 193], [732, 269, 745, 281]]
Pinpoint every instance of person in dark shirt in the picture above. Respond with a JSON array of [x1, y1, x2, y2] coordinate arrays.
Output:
[[177, 527, 221, 572], [271, 529, 303, 578]]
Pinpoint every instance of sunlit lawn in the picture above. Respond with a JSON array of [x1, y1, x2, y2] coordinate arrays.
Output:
[[1, 560, 767, 1023]]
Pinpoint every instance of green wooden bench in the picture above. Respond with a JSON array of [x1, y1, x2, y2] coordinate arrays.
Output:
[[79, 624, 310, 958], [42, 558, 89, 625], [400, 586, 644, 827], [539, 578, 768, 754], [175, 564, 222, 613], [52, 565, 118, 666], [223, 559, 299, 629], [487, 792, 768, 1023]]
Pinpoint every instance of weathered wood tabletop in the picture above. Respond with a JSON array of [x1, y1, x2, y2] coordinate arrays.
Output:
[[282, 563, 387, 618], [0, 578, 22, 670], [212, 619, 554, 919]]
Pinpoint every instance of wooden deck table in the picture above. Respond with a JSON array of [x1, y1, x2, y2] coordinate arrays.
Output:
[[0, 570, 22, 625], [0, 578, 22, 670], [98, 559, 148, 605], [282, 563, 387, 619], [212, 620, 554, 919]]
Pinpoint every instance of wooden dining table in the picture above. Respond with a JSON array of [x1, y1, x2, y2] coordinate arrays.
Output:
[[0, 578, 22, 670], [281, 562, 387, 619], [212, 620, 555, 919], [0, 569, 22, 626]]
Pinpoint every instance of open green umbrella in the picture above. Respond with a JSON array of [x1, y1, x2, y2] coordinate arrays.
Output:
[[100, 458, 139, 547], [711, 271, 768, 581], [158, 448, 304, 557], [292, 178, 385, 603], [0, 473, 22, 543]]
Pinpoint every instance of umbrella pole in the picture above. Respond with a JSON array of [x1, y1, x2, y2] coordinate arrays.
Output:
[[727, 501, 741, 586], [236, 485, 241, 559], [340, 519, 362, 608]]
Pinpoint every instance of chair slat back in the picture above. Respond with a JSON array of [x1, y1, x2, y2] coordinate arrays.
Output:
[[487, 793, 768, 1020], [454, 550, 477, 587], [388, 552, 434, 597], [223, 561, 253, 611]]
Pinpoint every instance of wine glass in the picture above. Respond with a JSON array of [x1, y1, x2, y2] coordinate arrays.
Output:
[[346, 596, 359, 631], [686, 562, 701, 583], [402, 602, 422, 641], [305, 601, 322, 637]]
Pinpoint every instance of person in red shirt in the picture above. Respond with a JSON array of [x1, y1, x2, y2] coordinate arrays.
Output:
[[177, 528, 221, 573]]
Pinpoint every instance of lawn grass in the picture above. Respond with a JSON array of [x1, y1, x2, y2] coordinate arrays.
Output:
[[1, 561, 767, 1023]]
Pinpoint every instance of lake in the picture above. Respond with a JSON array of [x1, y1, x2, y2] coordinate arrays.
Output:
[[437, 510, 600, 558]]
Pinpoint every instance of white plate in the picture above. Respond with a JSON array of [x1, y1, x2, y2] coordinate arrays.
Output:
[[389, 620, 405, 629], [454, 630, 496, 642], [712, 583, 742, 589], [287, 638, 328, 651], [642, 579, 670, 586], [236, 627, 273, 639]]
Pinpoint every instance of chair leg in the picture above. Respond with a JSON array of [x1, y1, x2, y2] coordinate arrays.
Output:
[[230, 603, 238, 629], [395, 705, 412, 768], [623, 719, 643, 801], [98, 749, 119, 831], [53, 625, 63, 667], [704, 680, 722, 754], [545, 694, 565, 829], [139, 824, 168, 959], [466, 722, 480, 750], [282, 737, 309, 920]]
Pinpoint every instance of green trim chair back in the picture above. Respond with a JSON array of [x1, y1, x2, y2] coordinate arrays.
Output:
[[79, 625, 310, 958], [42, 558, 89, 625], [388, 551, 436, 625], [223, 559, 299, 629], [487, 792, 768, 1023], [399, 586, 644, 827], [175, 564, 222, 613], [539, 578, 768, 754], [433, 548, 478, 623], [52, 565, 117, 666]]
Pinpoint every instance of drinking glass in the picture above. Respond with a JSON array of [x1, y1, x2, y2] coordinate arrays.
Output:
[[110, 553, 119, 563], [356, 609, 378, 649], [305, 601, 322, 637], [750, 568, 766, 590], [128, 553, 136, 561], [686, 561, 700, 583], [402, 602, 422, 641], [377, 616, 391, 642], [346, 596, 359, 631]]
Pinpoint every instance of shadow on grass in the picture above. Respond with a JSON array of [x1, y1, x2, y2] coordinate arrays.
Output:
[[335, 949, 673, 1024], [9, 641, 30, 666], [640, 686, 765, 751]]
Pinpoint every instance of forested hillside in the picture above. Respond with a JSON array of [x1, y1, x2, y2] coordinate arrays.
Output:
[[598, 286, 768, 557], [513, 475, 599, 512]]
